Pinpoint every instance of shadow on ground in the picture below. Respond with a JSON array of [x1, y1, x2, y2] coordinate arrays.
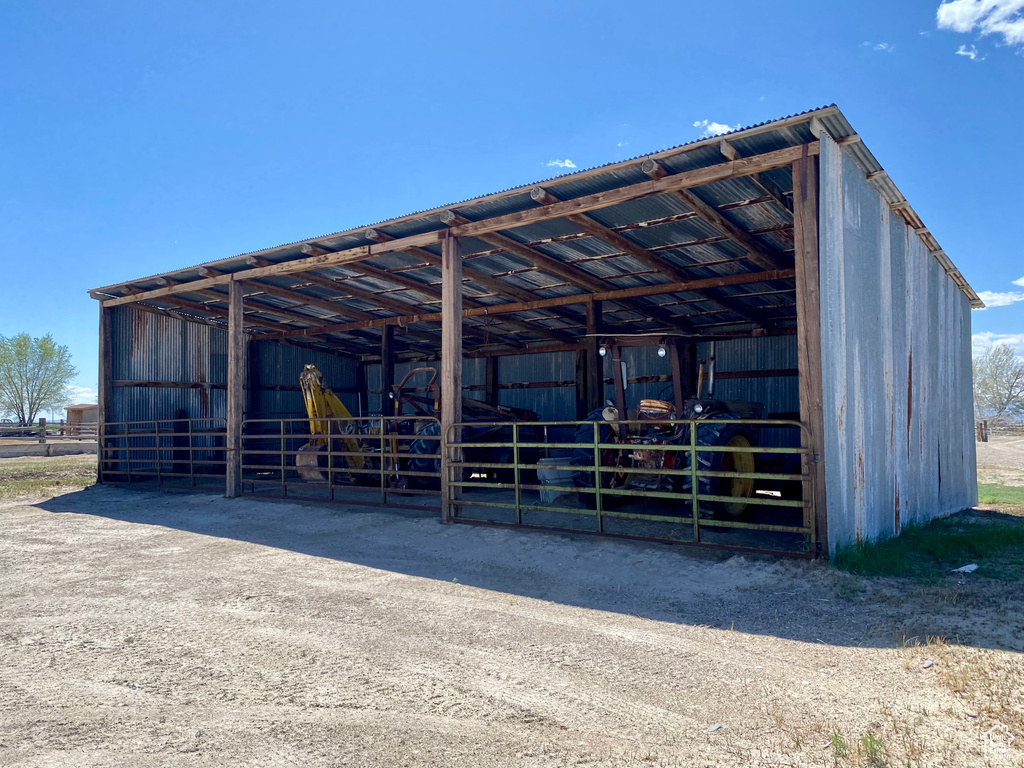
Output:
[[34, 483, 1024, 652]]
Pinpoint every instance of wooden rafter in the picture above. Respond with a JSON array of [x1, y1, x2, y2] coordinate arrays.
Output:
[[265, 269, 792, 341], [640, 158, 787, 272], [363, 228, 555, 306], [448, 144, 818, 240], [528, 186, 772, 329], [439, 210, 609, 293], [441, 208, 705, 334], [356, 233, 577, 344], [99, 143, 817, 310], [719, 140, 793, 213]]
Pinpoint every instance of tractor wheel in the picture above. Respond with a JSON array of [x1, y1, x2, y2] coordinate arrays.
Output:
[[570, 417, 629, 510], [695, 421, 757, 517]]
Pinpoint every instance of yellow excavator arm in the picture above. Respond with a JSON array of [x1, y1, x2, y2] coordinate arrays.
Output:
[[297, 364, 364, 480], [300, 364, 354, 434]]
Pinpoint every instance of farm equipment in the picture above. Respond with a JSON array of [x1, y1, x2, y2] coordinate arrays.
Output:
[[296, 364, 365, 483], [295, 364, 537, 488], [571, 337, 765, 517]]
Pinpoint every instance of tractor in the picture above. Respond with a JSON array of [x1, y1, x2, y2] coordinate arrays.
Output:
[[296, 364, 537, 489], [571, 336, 766, 518]]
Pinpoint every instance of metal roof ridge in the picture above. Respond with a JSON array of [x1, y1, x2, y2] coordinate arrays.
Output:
[[89, 105, 840, 294]]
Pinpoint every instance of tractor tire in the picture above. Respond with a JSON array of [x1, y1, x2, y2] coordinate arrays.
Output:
[[570, 415, 628, 510], [695, 421, 758, 518]]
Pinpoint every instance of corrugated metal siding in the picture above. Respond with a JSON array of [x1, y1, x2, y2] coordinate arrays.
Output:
[[497, 351, 576, 422], [110, 306, 227, 423], [110, 309, 361, 424], [365, 358, 486, 416], [819, 135, 976, 553], [249, 341, 359, 418]]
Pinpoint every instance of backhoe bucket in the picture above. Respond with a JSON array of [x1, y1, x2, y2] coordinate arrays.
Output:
[[297, 442, 328, 483]]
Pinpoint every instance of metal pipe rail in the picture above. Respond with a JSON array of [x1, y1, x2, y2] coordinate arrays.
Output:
[[98, 418, 228, 487], [240, 416, 442, 505], [444, 418, 816, 555]]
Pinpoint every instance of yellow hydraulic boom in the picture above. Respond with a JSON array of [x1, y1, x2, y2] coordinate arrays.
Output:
[[297, 364, 364, 482]]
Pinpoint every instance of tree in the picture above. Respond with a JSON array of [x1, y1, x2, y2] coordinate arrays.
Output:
[[0, 334, 78, 426], [973, 344, 1024, 426]]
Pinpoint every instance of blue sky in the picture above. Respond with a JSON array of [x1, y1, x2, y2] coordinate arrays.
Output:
[[1, 0, 1022, 407]]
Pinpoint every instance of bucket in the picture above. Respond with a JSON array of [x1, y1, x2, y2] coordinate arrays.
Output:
[[537, 456, 575, 504]]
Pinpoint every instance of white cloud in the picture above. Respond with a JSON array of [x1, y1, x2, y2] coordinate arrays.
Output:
[[977, 290, 1024, 307], [955, 43, 985, 59], [937, 0, 1024, 47], [693, 119, 739, 137], [973, 332, 1024, 357], [617, 141, 628, 147], [860, 41, 895, 51], [65, 385, 98, 404], [1013, 275, 1024, 287], [546, 159, 576, 169]]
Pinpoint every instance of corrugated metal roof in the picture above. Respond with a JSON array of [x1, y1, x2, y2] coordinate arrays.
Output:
[[90, 104, 981, 353]]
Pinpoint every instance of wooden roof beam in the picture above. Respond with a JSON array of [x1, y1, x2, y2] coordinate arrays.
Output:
[[296, 247, 577, 344], [529, 187, 694, 284], [241, 280, 379, 321], [442, 207, 705, 333], [362, 228, 552, 306], [718, 140, 792, 212], [531, 185, 771, 329], [439, 210, 610, 294], [641, 158, 786, 272], [294, 248, 458, 303], [100, 144, 816, 310], [447, 143, 817, 241], [265, 269, 791, 341]]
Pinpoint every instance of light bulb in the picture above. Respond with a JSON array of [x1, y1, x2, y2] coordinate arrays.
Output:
[[657, 345, 667, 358], [598, 345, 607, 357]]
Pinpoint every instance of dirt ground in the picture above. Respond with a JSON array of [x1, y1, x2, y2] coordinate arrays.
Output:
[[2, 457, 1023, 768], [976, 433, 1024, 486]]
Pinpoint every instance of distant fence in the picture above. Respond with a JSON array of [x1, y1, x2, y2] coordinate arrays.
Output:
[[977, 420, 1024, 442]]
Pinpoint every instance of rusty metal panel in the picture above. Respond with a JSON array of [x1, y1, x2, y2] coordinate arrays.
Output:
[[110, 306, 228, 423], [819, 135, 976, 553]]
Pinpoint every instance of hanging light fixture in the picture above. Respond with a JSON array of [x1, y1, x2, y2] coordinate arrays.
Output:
[[657, 344, 667, 358], [599, 345, 608, 357]]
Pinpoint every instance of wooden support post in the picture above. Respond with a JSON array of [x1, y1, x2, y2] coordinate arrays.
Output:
[[440, 233, 463, 522], [585, 301, 604, 414], [574, 350, 587, 419], [98, 304, 113, 482], [611, 343, 627, 440], [485, 356, 498, 406], [668, 340, 687, 418], [226, 279, 245, 498], [381, 324, 394, 416], [793, 148, 828, 555]]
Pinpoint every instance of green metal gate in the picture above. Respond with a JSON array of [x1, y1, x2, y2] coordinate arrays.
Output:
[[444, 418, 816, 556]]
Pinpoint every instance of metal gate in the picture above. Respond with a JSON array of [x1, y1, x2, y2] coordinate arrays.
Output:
[[240, 416, 442, 506], [444, 418, 816, 556], [98, 418, 227, 489]]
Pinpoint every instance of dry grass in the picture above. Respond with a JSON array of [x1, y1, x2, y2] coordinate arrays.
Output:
[[0, 455, 96, 501]]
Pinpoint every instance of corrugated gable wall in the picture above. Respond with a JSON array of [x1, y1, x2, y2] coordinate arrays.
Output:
[[110, 306, 228, 424], [109, 306, 359, 425], [819, 135, 977, 552]]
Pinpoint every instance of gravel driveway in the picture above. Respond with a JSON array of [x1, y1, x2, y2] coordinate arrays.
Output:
[[1, 484, 1021, 767]]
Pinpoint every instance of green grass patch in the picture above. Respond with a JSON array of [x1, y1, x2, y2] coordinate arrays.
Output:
[[833, 511, 1024, 582], [977, 482, 1024, 505], [0, 457, 96, 501]]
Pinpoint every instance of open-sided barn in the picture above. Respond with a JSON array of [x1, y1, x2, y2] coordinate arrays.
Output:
[[89, 105, 980, 556]]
